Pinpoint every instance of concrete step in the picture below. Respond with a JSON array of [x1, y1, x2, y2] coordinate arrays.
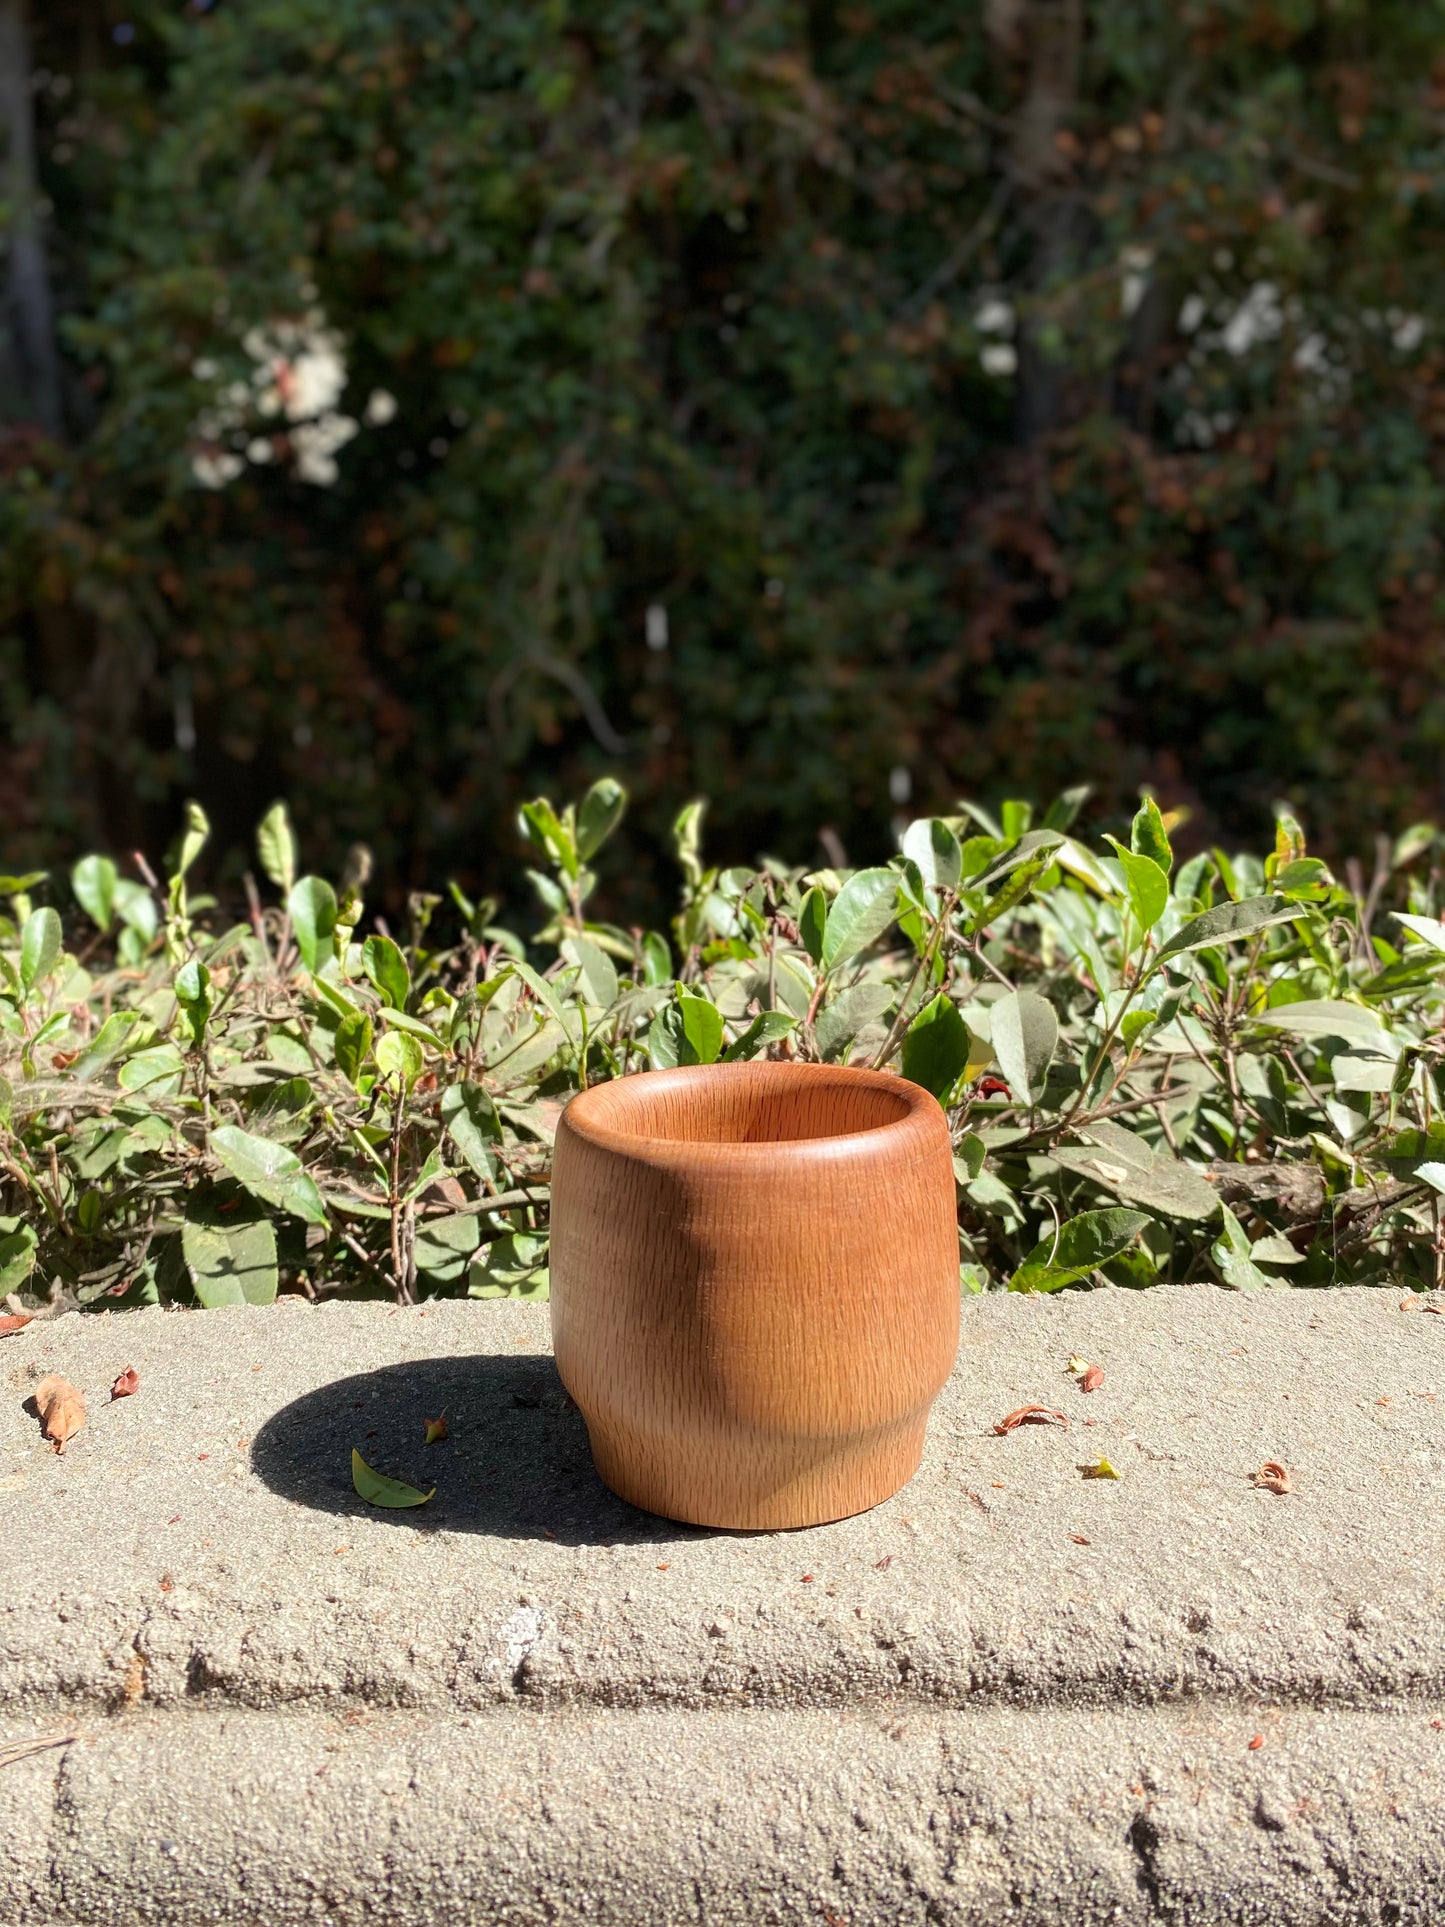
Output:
[[3, 1287, 1443, 1921]]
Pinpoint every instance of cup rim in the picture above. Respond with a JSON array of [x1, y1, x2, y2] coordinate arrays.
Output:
[[559, 1060, 941, 1163]]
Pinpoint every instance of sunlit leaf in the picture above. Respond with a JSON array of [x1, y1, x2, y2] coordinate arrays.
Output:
[[257, 802, 298, 895], [210, 1125, 327, 1224], [288, 877, 338, 974], [821, 869, 899, 972]]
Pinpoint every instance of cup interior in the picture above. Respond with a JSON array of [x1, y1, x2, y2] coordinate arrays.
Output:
[[568, 1063, 915, 1148]]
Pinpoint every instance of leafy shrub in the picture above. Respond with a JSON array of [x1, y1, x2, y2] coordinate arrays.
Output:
[[3, 779, 1445, 1314]]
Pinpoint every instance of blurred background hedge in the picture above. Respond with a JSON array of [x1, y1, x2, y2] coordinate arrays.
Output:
[[4, 0, 1445, 919]]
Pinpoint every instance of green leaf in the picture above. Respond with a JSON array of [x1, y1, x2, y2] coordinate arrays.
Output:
[[1393, 912, 1445, 954], [519, 797, 578, 879], [334, 1011, 373, 1087], [1053, 1119, 1220, 1222], [821, 869, 899, 972], [375, 1029, 424, 1087], [721, 1010, 799, 1062], [575, 777, 627, 861], [1152, 895, 1297, 968], [70, 1010, 143, 1082], [679, 990, 724, 1065], [72, 855, 117, 932], [1131, 797, 1173, 874], [901, 818, 963, 890], [361, 933, 411, 1009], [377, 1005, 442, 1043], [989, 989, 1058, 1107], [288, 877, 338, 973], [0, 1220, 38, 1294], [182, 1195, 279, 1307], [798, 886, 828, 966], [900, 993, 973, 1100], [971, 829, 1064, 893], [170, 801, 210, 881], [959, 1132, 987, 1180], [413, 1211, 481, 1282], [561, 933, 619, 1009], [113, 879, 159, 943], [672, 799, 707, 889], [1011, 1208, 1151, 1294], [641, 931, 672, 985], [1253, 999, 1388, 1048], [352, 1449, 433, 1509], [970, 852, 1056, 932], [468, 1230, 550, 1300], [209, 1125, 328, 1224], [118, 1044, 185, 1092], [257, 802, 298, 894], [509, 959, 579, 1042], [815, 982, 895, 1062], [1043, 785, 1091, 832], [0, 870, 46, 897], [173, 957, 212, 1046], [1103, 838, 1169, 934], [440, 1081, 503, 1176], [19, 907, 62, 992]]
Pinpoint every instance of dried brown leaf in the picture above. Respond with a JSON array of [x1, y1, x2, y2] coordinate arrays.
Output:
[[0, 1313, 34, 1338], [34, 1375, 86, 1454], [1079, 1364, 1105, 1394], [110, 1367, 139, 1401], [1251, 1460, 1293, 1495], [993, 1403, 1069, 1435]]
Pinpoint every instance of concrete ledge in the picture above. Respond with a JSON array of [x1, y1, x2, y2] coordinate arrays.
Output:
[[7, 1703, 1445, 1926], [3, 1288, 1444, 1921]]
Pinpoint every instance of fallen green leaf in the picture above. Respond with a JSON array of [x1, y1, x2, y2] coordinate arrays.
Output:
[[352, 1448, 434, 1509]]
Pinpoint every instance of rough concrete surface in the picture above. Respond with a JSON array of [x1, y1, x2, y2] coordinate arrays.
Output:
[[2, 1286, 1444, 1923]]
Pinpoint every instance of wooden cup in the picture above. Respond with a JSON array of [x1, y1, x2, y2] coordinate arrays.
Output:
[[549, 1061, 959, 1529]]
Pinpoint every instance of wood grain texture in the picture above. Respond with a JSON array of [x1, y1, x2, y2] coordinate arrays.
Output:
[[550, 1062, 959, 1529]]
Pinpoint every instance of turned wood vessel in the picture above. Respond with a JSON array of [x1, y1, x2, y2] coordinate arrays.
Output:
[[549, 1061, 959, 1529]]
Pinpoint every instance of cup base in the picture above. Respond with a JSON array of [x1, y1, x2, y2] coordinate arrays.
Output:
[[582, 1413, 930, 1530]]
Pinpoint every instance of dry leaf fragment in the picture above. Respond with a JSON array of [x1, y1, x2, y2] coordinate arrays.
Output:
[[1251, 1461, 1293, 1494], [423, 1413, 448, 1444], [1248, 1734, 1265, 1751], [1070, 1532, 1091, 1545], [1079, 1364, 1105, 1394], [874, 1553, 894, 1570], [1080, 1457, 1120, 1480], [993, 1403, 1069, 1435], [34, 1375, 85, 1455], [0, 1313, 34, 1338], [1066, 1353, 1090, 1375], [110, 1367, 139, 1401]]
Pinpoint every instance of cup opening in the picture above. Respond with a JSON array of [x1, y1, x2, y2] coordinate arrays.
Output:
[[567, 1064, 915, 1148]]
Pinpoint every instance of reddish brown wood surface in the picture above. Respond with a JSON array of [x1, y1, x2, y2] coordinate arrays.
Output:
[[550, 1062, 959, 1528]]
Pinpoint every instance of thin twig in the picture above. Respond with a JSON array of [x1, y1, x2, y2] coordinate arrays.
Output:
[[0, 1730, 76, 1771]]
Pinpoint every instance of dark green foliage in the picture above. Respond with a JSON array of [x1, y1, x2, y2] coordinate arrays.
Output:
[[5, 2, 1445, 907]]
